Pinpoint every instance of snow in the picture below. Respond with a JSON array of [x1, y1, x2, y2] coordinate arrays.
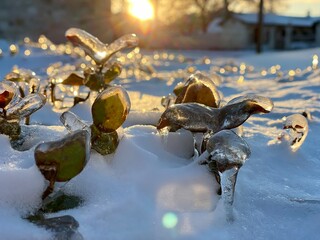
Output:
[[0, 43, 320, 240], [234, 13, 320, 27]]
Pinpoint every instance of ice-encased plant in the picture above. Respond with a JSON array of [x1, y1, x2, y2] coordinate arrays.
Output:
[[35, 130, 91, 199], [278, 113, 309, 152], [63, 28, 138, 91], [197, 130, 251, 222], [4, 67, 40, 97], [0, 81, 46, 139], [60, 86, 131, 155], [161, 71, 222, 109], [157, 94, 273, 134], [46, 28, 138, 109]]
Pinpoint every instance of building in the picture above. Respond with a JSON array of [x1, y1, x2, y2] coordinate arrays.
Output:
[[207, 13, 320, 50]]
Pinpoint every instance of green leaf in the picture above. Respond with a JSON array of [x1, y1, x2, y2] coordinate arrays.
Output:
[[35, 130, 90, 182], [91, 86, 131, 132]]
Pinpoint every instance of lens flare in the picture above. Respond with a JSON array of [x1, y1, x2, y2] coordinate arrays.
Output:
[[162, 212, 178, 229]]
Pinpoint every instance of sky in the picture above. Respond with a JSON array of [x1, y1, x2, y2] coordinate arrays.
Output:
[[285, 0, 320, 17], [111, 0, 320, 18]]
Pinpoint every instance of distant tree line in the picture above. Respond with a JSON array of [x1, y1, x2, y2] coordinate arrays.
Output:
[[112, 0, 286, 34]]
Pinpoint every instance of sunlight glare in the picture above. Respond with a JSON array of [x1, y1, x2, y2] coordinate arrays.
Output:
[[129, 0, 154, 21]]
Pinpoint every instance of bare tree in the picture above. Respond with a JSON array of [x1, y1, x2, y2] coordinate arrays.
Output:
[[193, 0, 222, 33]]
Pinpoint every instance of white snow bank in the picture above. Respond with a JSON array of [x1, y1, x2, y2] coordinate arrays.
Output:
[[0, 47, 320, 239]]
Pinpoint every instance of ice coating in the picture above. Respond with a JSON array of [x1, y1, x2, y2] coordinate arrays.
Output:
[[60, 111, 90, 133], [92, 86, 131, 132], [104, 34, 139, 62], [174, 71, 221, 108], [205, 130, 251, 169], [0, 81, 20, 110], [197, 130, 251, 221], [5, 68, 41, 96], [35, 129, 91, 198], [102, 62, 122, 84], [6, 93, 46, 120], [65, 28, 108, 65], [5, 68, 38, 83], [210, 72, 222, 86], [161, 94, 176, 109], [227, 94, 274, 113], [157, 103, 220, 133], [282, 114, 308, 152], [223, 166, 239, 222], [157, 95, 273, 133]]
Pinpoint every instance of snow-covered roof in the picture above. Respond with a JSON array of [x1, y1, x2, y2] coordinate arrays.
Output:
[[234, 13, 320, 27]]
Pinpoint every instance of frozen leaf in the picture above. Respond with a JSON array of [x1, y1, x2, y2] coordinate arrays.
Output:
[[157, 103, 218, 133], [65, 28, 108, 65], [51, 71, 85, 86], [0, 81, 20, 110], [175, 71, 221, 108], [92, 86, 131, 132], [157, 95, 272, 133], [35, 130, 91, 198], [6, 93, 46, 120], [173, 82, 185, 96], [60, 111, 90, 133], [35, 129, 90, 182], [90, 124, 119, 155], [282, 114, 308, 152], [227, 94, 274, 113], [104, 34, 139, 62]]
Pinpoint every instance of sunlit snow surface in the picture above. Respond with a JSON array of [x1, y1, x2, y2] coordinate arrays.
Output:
[[0, 45, 320, 240]]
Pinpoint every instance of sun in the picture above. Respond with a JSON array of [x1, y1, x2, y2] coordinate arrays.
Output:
[[128, 0, 154, 21]]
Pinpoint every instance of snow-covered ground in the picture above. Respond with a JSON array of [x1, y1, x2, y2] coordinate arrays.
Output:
[[0, 43, 319, 240]]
